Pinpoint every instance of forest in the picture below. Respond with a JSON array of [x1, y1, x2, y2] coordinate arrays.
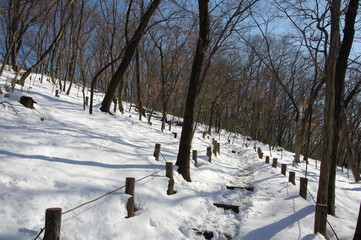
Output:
[[0, 0, 360, 237]]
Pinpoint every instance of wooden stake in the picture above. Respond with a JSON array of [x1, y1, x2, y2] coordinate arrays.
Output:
[[192, 150, 198, 167], [289, 171, 296, 185], [265, 156, 270, 164], [281, 164, 287, 176], [125, 177, 135, 196], [272, 158, 278, 168], [299, 177, 308, 199], [126, 197, 135, 218], [207, 147, 212, 162], [166, 162, 173, 179], [153, 143, 161, 161], [44, 208, 62, 240]]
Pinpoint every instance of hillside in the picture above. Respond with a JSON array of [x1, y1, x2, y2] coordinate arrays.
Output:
[[0, 69, 360, 240]]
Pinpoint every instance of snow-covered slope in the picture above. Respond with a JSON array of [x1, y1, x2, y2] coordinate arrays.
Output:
[[0, 70, 359, 240]]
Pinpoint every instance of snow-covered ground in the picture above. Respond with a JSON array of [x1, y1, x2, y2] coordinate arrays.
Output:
[[0, 69, 360, 240]]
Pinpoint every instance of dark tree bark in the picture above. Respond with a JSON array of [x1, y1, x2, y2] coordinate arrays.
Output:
[[315, 0, 359, 235], [100, 0, 161, 113], [327, 0, 359, 216], [135, 48, 144, 120], [176, 0, 210, 182]]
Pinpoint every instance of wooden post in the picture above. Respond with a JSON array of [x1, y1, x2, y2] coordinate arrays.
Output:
[[272, 158, 278, 168], [314, 203, 328, 236], [281, 164, 287, 176], [166, 162, 173, 179], [207, 147, 212, 163], [258, 151, 263, 159], [299, 177, 308, 199], [55, 90, 59, 97], [44, 208, 62, 240], [166, 162, 175, 195], [265, 156, 270, 164], [167, 178, 175, 195], [354, 203, 361, 240], [289, 171, 296, 185], [125, 177, 135, 218], [125, 177, 135, 196], [213, 142, 217, 157], [85, 96, 89, 106], [192, 150, 198, 167], [126, 197, 135, 218], [153, 143, 161, 161], [216, 142, 220, 155]]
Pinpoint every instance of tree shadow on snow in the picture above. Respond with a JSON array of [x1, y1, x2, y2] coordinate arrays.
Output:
[[241, 205, 314, 240], [0, 149, 163, 170]]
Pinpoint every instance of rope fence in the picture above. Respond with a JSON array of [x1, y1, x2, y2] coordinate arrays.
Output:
[[255, 147, 341, 240]]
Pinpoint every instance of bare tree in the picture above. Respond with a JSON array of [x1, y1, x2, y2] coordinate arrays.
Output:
[[176, 0, 210, 182], [100, 0, 162, 113]]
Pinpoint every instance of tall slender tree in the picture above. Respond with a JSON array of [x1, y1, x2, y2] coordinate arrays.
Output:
[[176, 0, 210, 182], [100, 0, 162, 113]]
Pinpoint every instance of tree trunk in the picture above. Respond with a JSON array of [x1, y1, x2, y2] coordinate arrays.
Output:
[[100, 0, 162, 113], [327, 0, 359, 215], [176, 0, 210, 182], [314, 0, 341, 236], [135, 48, 143, 120]]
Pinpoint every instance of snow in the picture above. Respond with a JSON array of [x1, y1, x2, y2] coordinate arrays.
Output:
[[0, 69, 360, 240]]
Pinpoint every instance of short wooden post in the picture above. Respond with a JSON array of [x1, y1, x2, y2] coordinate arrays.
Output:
[[85, 96, 89, 106], [281, 164, 287, 176], [207, 147, 212, 163], [192, 150, 198, 167], [55, 90, 59, 97], [166, 162, 173, 179], [258, 151, 263, 159], [166, 162, 175, 195], [354, 203, 361, 240], [44, 208, 62, 240], [153, 143, 161, 161], [125, 177, 135, 218], [289, 171, 296, 185], [213, 142, 217, 157], [299, 177, 308, 199], [125, 177, 135, 196], [167, 178, 175, 195], [314, 203, 328, 236], [265, 156, 270, 164], [272, 158, 278, 168], [126, 197, 135, 218], [216, 142, 220, 155]]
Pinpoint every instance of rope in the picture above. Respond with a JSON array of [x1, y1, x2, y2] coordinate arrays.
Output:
[[303, 182, 340, 240], [62, 167, 165, 215], [256, 147, 340, 239], [33, 227, 45, 240]]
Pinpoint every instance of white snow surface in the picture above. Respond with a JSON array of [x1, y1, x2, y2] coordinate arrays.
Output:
[[0, 70, 360, 240]]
